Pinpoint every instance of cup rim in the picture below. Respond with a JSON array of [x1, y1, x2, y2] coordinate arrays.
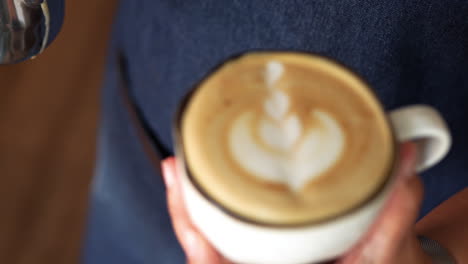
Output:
[[172, 50, 399, 228]]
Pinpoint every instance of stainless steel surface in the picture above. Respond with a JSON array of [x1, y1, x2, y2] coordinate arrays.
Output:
[[419, 236, 458, 264], [0, 0, 50, 64]]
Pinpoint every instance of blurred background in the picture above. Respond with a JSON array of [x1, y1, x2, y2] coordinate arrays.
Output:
[[0, 1, 116, 263]]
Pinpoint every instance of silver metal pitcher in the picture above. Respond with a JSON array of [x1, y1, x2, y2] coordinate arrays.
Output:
[[0, 0, 64, 64]]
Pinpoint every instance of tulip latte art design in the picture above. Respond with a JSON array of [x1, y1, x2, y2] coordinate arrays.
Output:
[[182, 53, 394, 225], [230, 61, 345, 191]]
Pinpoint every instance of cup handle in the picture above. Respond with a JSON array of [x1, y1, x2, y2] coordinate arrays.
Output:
[[389, 105, 452, 172]]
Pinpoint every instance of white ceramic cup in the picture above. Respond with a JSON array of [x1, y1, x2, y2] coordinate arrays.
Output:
[[173, 76, 452, 264]]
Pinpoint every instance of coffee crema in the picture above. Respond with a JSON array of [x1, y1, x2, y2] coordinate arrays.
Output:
[[181, 52, 394, 225]]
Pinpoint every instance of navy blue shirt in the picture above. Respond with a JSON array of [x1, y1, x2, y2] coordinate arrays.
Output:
[[83, 1, 468, 263]]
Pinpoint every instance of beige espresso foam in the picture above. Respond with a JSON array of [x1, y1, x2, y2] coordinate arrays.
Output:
[[182, 53, 394, 225]]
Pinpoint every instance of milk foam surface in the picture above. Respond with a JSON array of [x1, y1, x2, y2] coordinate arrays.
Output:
[[229, 61, 345, 191], [181, 53, 393, 225]]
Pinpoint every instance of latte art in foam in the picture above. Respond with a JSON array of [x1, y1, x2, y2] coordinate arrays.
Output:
[[182, 53, 394, 225], [229, 61, 345, 191]]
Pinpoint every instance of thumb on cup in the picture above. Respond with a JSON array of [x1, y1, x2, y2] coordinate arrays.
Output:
[[161, 157, 228, 264]]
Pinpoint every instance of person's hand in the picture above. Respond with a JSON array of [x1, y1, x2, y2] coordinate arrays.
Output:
[[161, 143, 432, 264], [337, 142, 431, 264], [161, 157, 231, 264]]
